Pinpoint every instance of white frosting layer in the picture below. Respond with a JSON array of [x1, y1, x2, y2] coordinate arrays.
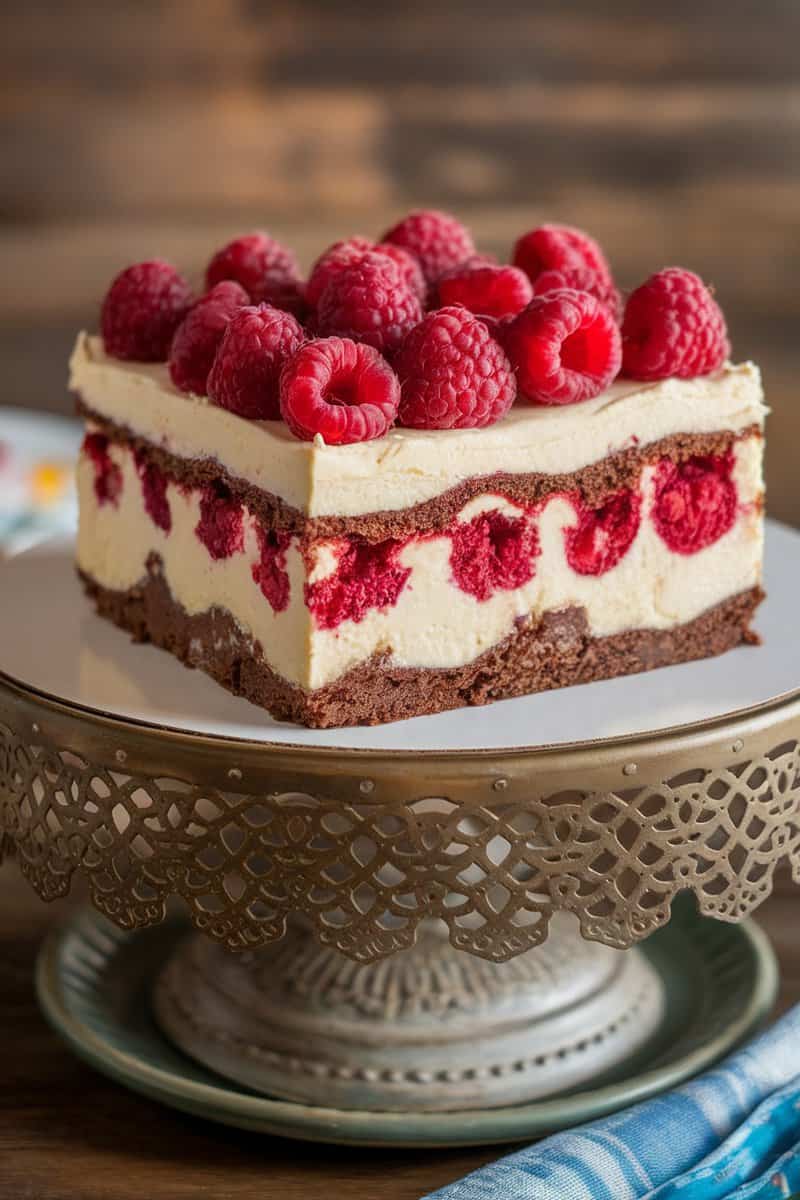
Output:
[[70, 333, 766, 519], [77, 436, 764, 691]]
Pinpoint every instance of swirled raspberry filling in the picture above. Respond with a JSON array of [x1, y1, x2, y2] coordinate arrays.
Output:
[[653, 453, 736, 554], [134, 450, 171, 533], [83, 433, 122, 506], [252, 526, 291, 612], [450, 508, 540, 601], [565, 487, 642, 576], [195, 482, 244, 560], [305, 537, 411, 629]]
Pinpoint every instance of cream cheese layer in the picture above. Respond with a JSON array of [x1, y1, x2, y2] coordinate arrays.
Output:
[[70, 333, 767, 520], [77, 435, 764, 692]]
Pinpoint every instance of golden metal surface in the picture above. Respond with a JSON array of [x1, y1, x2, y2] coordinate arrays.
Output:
[[2, 670, 799, 963]]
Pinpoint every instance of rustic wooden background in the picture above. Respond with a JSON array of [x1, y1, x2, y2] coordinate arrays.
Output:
[[1, 0, 798, 521]]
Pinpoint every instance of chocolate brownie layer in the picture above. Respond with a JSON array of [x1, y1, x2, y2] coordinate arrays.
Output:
[[79, 557, 764, 729], [76, 396, 760, 544]]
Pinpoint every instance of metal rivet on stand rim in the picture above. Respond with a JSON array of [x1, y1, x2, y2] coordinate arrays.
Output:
[[622, 763, 638, 776], [731, 739, 744, 753], [115, 749, 127, 764], [359, 779, 375, 794], [493, 778, 509, 791], [228, 767, 243, 782]]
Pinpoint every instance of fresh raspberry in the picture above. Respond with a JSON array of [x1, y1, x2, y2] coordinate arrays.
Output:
[[207, 304, 304, 420], [280, 337, 400, 445], [195, 482, 245, 560], [134, 450, 172, 533], [252, 526, 291, 612], [450, 509, 540, 601], [652, 453, 736, 554], [381, 210, 476, 284], [373, 243, 427, 302], [565, 488, 641, 576], [205, 232, 304, 315], [306, 237, 427, 307], [436, 264, 533, 320], [475, 313, 515, 341], [621, 268, 730, 380], [83, 433, 122, 506], [395, 307, 516, 430], [316, 252, 422, 354], [532, 266, 621, 322], [305, 237, 372, 307], [101, 260, 192, 362], [305, 536, 411, 629], [504, 289, 621, 406], [168, 281, 249, 395], [513, 224, 613, 289]]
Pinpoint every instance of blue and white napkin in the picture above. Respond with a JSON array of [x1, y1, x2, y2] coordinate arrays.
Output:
[[424, 1006, 800, 1200]]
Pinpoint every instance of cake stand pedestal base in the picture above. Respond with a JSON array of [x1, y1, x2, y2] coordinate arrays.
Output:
[[153, 914, 664, 1111], [36, 902, 777, 1145]]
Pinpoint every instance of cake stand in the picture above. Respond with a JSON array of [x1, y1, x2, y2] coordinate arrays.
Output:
[[1, 520, 799, 1145]]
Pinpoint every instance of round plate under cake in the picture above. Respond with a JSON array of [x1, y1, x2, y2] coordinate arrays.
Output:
[[36, 902, 777, 1147], [0, 519, 798, 751]]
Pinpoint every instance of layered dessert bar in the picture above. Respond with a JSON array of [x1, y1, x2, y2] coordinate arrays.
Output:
[[72, 214, 765, 727]]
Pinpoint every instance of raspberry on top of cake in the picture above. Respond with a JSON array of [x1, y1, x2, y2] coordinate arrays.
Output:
[[71, 211, 766, 728]]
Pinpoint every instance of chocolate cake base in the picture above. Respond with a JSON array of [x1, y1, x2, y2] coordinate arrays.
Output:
[[79, 558, 764, 729]]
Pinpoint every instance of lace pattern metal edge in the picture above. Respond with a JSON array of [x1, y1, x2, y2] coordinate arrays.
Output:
[[1, 722, 799, 962]]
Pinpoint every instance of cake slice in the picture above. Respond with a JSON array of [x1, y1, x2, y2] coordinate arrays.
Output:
[[71, 218, 766, 727]]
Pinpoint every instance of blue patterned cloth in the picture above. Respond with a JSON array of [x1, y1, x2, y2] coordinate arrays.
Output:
[[423, 1006, 800, 1200]]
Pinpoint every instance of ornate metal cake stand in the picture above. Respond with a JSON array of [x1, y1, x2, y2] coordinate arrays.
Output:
[[1, 522, 799, 1131]]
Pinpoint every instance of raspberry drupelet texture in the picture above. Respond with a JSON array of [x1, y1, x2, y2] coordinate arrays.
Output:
[[306, 239, 426, 308], [621, 268, 730, 380], [395, 306, 517, 430], [532, 266, 621, 322], [168, 281, 249, 395], [436, 264, 533, 320], [381, 210, 476, 285], [374, 243, 427, 302], [280, 337, 400, 445], [513, 224, 613, 290], [207, 304, 304, 420], [205, 232, 304, 315], [305, 237, 373, 308], [504, 288, 622, 406], [316, 251, 423, 355], [101, 260, 193, 362]]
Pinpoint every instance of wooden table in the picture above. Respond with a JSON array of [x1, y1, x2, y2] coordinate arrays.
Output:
[[0, 866, 797, 1200]]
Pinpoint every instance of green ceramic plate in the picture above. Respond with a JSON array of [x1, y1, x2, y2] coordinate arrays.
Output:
[[36, 901, 778, 1148]]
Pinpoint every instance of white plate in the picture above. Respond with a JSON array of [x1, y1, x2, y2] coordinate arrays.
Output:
[[1, 521, 797, 753]]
